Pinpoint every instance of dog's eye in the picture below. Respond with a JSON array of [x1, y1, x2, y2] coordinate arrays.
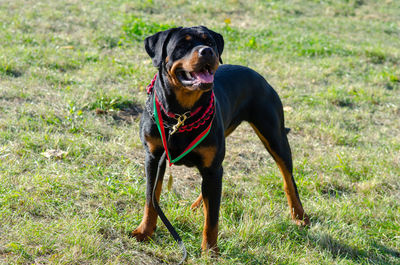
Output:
[[176, 40, 191, 50], [177, 42, 186, 48]]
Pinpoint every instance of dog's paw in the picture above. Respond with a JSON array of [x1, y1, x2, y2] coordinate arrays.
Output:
[[201, 245, 219, 258], [294, 213, 310, 227], [190, 194, 203, 210], [130, 225, 155, 241]]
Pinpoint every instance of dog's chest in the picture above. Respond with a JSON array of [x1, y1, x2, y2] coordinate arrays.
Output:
[[163, 134, 200, 167]]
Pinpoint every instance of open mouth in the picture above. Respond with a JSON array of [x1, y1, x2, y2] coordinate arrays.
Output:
[[176, 65, 214, 87]]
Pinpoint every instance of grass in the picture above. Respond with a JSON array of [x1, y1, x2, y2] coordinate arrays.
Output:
[[1, 0, 399, 264]]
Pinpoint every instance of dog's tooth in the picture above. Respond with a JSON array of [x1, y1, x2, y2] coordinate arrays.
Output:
[[185, 71, 192, 79]]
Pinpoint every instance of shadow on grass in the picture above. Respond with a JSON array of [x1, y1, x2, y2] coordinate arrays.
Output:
[[312, 233, 400, 265], [111, 104, 143, 123], [94, 100, 143, 123], [0, 65, 23, 78], [269, 217, 399, 264]]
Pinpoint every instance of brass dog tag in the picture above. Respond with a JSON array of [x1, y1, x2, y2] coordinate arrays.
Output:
[[167, 166, 173, 191]]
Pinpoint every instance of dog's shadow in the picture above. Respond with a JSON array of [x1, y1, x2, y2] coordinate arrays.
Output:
[[237, 215, 400, 264], [312, 233, 400, 264], [95, 100, 143, 124], [290, 215, 400, 264]]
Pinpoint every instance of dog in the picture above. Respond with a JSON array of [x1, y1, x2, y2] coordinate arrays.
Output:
[[132, 26, 309, 254]]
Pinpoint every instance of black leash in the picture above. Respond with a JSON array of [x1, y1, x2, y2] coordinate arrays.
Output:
[[152, 151, 187, 264]]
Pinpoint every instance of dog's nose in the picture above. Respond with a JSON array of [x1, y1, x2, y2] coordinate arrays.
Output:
[[199, 47, 214, 58]]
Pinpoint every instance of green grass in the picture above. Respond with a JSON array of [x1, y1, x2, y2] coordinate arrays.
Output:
[[1, 0, 399, 264]]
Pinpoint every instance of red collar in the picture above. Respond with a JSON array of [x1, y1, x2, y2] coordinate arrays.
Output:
[[146, 73, 158, 94]]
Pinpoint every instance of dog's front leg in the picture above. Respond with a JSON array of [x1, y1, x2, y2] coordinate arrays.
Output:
[[132, 151, 166, 241], [200, 166, 223, 255]]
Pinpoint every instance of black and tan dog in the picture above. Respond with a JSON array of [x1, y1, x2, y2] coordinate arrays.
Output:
[[132, 26, 309, 253]]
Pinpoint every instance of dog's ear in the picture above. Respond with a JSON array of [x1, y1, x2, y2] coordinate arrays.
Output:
[[207, 29, 224, 64], [144, 27, 182, 68]]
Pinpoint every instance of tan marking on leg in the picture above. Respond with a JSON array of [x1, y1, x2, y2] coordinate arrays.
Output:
[[201, 197, 219, 255], [190, 193, 203, 210], [194, 146, 217, 168], [224, 125, 237, 137], [145, 135, 162, 154], [131, 177, 164, 241], [250, 123, 309, 226]]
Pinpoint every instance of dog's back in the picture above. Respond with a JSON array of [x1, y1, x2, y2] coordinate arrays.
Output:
[[214, 64, 284, 135]]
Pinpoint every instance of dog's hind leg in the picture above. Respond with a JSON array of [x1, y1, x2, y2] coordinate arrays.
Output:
[[191, 194, 203, 210], [249, 113, 309, 226]]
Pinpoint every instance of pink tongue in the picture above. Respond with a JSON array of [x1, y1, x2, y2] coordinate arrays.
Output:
[[192, 71, 214, 83]]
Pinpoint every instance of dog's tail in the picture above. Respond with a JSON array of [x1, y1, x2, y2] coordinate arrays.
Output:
[[285, 127, 291, 135]]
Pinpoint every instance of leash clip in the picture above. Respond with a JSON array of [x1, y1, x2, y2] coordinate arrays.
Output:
[[170, 113, 188, 135]]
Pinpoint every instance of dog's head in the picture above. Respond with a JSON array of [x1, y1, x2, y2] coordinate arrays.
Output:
[[145, 26, 224, 92]]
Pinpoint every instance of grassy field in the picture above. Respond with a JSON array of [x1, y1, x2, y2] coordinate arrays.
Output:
[[1, 0, 399, 264]]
